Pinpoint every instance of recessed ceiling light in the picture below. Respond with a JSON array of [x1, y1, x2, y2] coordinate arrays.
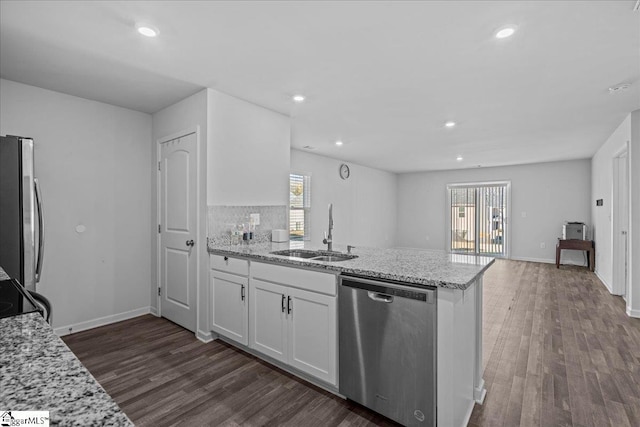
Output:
[[456, 156, 463, 161], [445, 121, 456, 128], [335, 140, 344, 146], [495, 26, 516, 39], [292, 94, 306, 103], [136, 23, 159, 37]]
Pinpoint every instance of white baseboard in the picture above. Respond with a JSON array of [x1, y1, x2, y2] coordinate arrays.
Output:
[[197, 329, 214, 343], [594, 270, 613, 293], [627, 307, 640, 318], [509, 256, 555, 264], [54, 306, 151, 336], [461, 399, 476, 427], [510, 256, 589, 267], [150, 306, 158, 316], [474, 379, 487, 404]]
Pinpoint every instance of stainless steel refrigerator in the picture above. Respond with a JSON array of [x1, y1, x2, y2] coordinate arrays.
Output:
[[0, 135, 44, 292]]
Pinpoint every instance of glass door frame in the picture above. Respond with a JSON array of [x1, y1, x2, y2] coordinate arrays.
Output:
[[446, 181, 511, 258]]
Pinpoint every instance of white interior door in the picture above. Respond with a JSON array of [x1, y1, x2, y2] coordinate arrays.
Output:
[[613, 150, 629, 298], [160, 133, 197, 331]]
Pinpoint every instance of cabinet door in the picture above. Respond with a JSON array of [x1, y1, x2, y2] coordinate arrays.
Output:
[[211, 271, 248, 345], [287, 287, 337, 385], [249, 279, 288, 363]]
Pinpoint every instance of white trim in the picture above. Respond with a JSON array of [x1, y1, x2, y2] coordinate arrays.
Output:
[[612, 142, 630, 297], [54, 307, 151, 336], [626, 307, 640, 318], [150, 306, 159, 316], [509, 256, 555, 264], [595, 270, 614, 293], [461, 400, 476, 427], [156, 126, 201, 334], [474, 379, 487, 404], [197, 329, 214, 343]]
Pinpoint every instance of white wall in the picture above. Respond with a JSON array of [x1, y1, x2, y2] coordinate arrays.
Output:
[[591, 111, 640, 317], [591, 115, 631, 291], [208, 90, 290, 206], [0, 79, 152, 331], [290, 149, 397, 248], [152, 89, 209, 340], [396, 160, 592, 264], [630, 110, 640, 317]]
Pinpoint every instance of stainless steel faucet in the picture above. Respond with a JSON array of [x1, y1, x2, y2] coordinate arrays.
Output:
[[323, 203, 333, 252]]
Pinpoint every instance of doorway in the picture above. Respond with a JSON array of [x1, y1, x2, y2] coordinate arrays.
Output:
[[447, 182, 510, 257], [612, 146, 629, 298], [158, 132, 198, 332]]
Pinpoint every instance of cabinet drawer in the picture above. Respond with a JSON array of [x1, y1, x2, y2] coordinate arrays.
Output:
[[251, 262, 337, 296], [210, 254, 249, 276]]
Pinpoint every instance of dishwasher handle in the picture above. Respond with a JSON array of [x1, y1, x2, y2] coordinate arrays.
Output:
[[368, 292, 393, 303], [341, 275, 435, 303]]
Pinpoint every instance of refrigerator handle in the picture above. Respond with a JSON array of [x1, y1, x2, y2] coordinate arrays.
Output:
[[35, 178, 44, 283]]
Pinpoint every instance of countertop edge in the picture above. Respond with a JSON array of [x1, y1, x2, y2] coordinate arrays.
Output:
[[208, 246, 495, 291]]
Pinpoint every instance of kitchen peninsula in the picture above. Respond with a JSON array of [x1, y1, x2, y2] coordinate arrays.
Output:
[[0, 265, 132, 426], [208, 241, 494, 427]]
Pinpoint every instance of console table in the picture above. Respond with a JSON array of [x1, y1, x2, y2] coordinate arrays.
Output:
[[556, 239, 595, 271]]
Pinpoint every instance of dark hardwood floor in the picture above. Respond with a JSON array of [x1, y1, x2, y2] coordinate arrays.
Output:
[[62, 260, 640, 426], [62, 312, 396, 426]]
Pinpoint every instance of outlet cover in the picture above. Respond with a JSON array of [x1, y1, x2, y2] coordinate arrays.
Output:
[[250, 213, 260, 225]]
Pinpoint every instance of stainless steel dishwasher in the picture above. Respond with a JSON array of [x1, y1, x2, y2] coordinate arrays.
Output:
[[339, 275, 437, 426]]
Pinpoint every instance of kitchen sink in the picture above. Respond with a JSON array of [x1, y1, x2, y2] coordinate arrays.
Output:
[[270, 249, 358, 262], [309, 254, 356, 262], [270, 249, 321, 259]]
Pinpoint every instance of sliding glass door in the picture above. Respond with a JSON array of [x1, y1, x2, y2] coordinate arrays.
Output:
[[448, 182, 510, 257]]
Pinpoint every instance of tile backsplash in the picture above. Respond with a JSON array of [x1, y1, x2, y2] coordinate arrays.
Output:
[[208, 205, 287, 245]]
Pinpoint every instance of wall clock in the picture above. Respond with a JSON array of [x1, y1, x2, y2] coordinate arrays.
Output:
[[339, 163, 350, 180]]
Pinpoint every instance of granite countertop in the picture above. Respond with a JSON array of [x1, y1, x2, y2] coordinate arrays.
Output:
[[208, 240, 495, 290], [0, 312, 133, 426]]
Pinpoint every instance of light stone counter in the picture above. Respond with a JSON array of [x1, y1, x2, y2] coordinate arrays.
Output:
[[208, 240, 494, 290], [0, 312, 132, 426]]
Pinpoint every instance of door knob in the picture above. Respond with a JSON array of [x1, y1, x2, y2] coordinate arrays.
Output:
[[186, 240, 195, 247]]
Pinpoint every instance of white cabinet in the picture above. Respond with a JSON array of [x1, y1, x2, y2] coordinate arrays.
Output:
[[249, 261, 337, 386], [287, 287, 336, 384], [250, 279, 287, 363], [210, 255, 249, 345]]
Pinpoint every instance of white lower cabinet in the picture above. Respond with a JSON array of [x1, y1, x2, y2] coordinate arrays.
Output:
[[210, 264, 249, 346], [249, 279, 287, 363], [249, 263, 337, 386], [287, 287, 336, 385]]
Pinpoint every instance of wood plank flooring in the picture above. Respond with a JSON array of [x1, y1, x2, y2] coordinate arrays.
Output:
[[469, 260, 640, 427], [62, 260, 640, 426], [62, 312, 396, 426]]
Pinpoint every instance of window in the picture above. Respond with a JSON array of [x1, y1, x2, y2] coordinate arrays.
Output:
[[447, 182, 510, 257], [289, 173, 311, 241]]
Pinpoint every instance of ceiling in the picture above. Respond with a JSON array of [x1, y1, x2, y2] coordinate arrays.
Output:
[[1, 1, 639, 173]]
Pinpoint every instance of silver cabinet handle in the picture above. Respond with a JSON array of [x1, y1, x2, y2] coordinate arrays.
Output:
[[368, 291, 393, 303], [34, 178, 44, 283], [186, 240, 195, 247]]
